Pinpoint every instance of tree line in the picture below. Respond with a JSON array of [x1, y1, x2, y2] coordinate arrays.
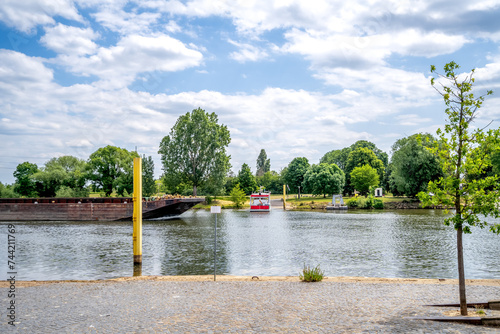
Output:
[[3, 113, 499, 199], [1, 147, 156, 198], [3, 94, 500, 200]]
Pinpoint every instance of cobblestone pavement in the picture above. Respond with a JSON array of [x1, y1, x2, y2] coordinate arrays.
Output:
[[2, 279, 500, 333]]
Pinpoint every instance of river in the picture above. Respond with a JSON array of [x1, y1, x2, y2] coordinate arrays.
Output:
[[1, 209, 499, 280]]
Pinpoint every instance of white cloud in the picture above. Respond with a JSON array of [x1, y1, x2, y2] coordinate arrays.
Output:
[[316, 66, 434, 107], [283, 28, 469, 72], [91, 8, 161, 35], [0, 0, 82, 32], [395, 114, 432, 126], [41, 24, 99, 55], [228, 39, 269, 63], [53, 34, 204, 88]]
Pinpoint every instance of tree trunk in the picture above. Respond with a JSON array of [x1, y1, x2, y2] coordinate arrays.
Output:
[[193, 185, 197, 197], [457, 226, 467, 315]]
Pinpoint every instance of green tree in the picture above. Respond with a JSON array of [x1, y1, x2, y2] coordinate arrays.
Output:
[[320, 147, 351, 170], [321, 141, 388, 171], [492, 149, 500, 176], [237, 163, 257, 194], [344, 148, 385, 195], [418, 62, 500, 315], [256, 149, 271, 177], [229, 184, 247, 208], [0, 182, 18, 198], [350, 140, 388, 167], [389, 134, 443, 197], [256, 171, 282, 193], [142, 155, 156, 197], [87, 146, 139, 196], [55, 186, 75, 198], [350, 165, 379, 196], [283, 157, 310, 196], [32, 156, 88, 197], [13, 162, 39, 197], [223, 171, 238, 195], [201, 153, 229, 196], [302, 163, 345, 197], [158, 108, 231, 197]]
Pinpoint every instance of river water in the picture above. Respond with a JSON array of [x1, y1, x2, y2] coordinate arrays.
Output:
[[1, 209, 499, 280]]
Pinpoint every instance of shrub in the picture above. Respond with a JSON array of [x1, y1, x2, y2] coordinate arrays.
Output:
[[373, 199, 384, 209], [363, 196, 374, 209], [346, 197, 358, 208], [205, 195, 213, 205], [299, 264, 324, 282], [229, 184, 247, 208]]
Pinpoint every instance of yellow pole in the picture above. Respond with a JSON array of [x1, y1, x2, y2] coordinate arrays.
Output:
[[133, 157, 142, 264], [283, 184, 286, 210]]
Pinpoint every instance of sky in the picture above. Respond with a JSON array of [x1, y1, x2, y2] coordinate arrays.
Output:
[[1, 0, 500, 184]]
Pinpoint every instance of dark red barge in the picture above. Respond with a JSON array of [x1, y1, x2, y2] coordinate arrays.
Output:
[[0, 197, 203, 221]]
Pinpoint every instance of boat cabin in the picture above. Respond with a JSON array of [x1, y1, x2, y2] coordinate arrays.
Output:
[[250, 192, 271, 212]]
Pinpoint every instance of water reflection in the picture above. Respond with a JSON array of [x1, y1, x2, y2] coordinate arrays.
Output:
[[1, 209, 499, 280]]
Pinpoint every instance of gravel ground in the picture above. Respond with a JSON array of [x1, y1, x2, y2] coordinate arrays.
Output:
[[2, 279, 500, 333]]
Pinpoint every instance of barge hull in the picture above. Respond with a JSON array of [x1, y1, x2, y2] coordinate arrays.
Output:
[[0, 197, 203, 221]]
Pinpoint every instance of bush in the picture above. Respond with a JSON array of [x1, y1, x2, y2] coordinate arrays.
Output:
[[346, 197, 358, 208], [205, 195, 213, 205], [373, 199, 384, 209], [363, 196, 374, 209], [229, 184, 247, 209], [299, 264, 324, 282]]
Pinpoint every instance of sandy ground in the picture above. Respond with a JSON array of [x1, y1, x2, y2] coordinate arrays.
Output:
[[3, 275, 500, 287]]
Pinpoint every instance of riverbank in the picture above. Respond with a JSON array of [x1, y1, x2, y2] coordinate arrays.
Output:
[[2, 276, 500, 333], [3, 275, 500, 287], [194, 195, 434, 211]]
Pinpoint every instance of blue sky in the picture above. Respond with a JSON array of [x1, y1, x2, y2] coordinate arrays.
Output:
[[1, 0, 500, 184]]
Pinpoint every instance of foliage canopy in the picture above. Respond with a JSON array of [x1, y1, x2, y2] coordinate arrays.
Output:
[[302, 163, 345, 197], [159, 108, 230, 196], [389, 133, 443, 197]]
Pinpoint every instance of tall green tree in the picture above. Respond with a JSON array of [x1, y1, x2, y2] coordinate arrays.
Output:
[[350, 165, 379, 196], [237, 163, 257, 194], [321, 141, 388, 171], [257, 171, 282, 193], [283, 157, 310, 196], [201, 152, 230, 196], [389, 134, 443, 197], [256, 149, 271, 177], [344, 148, 385, 195], [87, 146, 139, 196], [158, 108, 231, 197], [350, 140, 388, 167], [13, 162, 39, 197], [302, 163, 345, 197], [142, 155, 156, 197], [418, 62, 500, 315], [320, 147, 351, 170]]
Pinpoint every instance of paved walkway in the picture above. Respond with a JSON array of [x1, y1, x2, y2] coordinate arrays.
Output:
[[2, 277, 500, 333]]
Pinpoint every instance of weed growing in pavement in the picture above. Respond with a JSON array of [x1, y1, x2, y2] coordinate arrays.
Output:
[[299, 264, 324, 282]]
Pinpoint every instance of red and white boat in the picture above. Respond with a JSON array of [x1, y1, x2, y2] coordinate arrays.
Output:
[[250, 191, 271, 212]]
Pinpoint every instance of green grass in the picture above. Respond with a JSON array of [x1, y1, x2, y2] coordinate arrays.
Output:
[[193, 198, 250, 210], [299, 264, 325, 282], [286, 194, 416, 204]]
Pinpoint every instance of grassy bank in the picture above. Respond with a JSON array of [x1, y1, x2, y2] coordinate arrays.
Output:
[[193, 194, 421, 211]]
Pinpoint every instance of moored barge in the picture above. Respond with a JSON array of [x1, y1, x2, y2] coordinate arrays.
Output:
[[0, 197, 203, 221]]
